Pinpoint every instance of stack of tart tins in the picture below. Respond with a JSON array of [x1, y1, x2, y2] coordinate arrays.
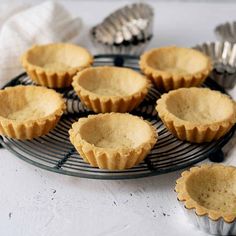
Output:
[[215, 21, 236, 43], [194, 41, 236, 89], [90, 3, 154, 55]]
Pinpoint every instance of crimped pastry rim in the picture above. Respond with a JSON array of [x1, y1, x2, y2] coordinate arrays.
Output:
[[72, 66, 150, 103], [69, 113, 158, 156], [21, 43, 93, 77], [139, 46, 212, 81], [175, 164, 236, 223], [0, 85, 65, 127], [156, 87, 236, 131]]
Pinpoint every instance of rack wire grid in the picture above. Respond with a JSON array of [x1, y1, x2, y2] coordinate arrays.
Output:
[[0, 54, 235, 179]]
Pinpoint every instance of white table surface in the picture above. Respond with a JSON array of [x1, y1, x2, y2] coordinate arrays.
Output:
[[0, 1, 236, 235]]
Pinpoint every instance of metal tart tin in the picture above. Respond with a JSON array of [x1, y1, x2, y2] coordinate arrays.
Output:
[[90, 3, 154, 55], [215, 21, 236, 43], [194, 41, 236, 89], [178, 200, 236, 235]]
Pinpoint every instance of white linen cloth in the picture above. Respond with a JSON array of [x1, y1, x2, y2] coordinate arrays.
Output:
[[0, 1, 82, 87]]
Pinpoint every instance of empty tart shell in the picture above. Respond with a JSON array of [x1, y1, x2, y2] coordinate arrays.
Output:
[[175, 164, 236, 235], [72, 66, 150, 113], [0, 85, 65, 140], [69, 113, 157, 170], [156, 87, 236, 143], [140, 46, 212, 91], [21, 43, 93, 88]]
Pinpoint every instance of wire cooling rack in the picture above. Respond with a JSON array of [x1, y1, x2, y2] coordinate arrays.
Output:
[[0, 55, 235, 179]]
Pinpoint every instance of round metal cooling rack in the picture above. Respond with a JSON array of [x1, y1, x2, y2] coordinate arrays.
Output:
[[0, 55, 235, 179]]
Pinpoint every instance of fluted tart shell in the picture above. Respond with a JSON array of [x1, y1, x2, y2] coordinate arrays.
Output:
[[21, 43, 93, 88], [0, 85, 65, 140], [175, 164, 236, 223], [69, 113, 157, 170], [72, 66, 149, 113], [140, 46, 212, 91], [156, 87, 236, 143]]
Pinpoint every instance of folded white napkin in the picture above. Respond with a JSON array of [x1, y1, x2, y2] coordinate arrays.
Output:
[[0, 1, 82, 87]]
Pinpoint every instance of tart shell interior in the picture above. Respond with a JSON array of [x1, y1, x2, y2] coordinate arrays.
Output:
[[165, 88, 234, 124], [76, 66, 148, 97], [25, 43, 92, 72], [0, 86, 64, 121], [186, 166, 236, 213], [78, 113, 154, 149], [145, 47, 210, 75]]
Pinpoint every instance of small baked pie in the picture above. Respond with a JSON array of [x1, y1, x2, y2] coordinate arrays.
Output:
[[72, 66, 149, 113], [21, 43, 93, 88], [175, 164, 236, 235], [156, 87, 236, 143], [140, 46, 212, 91], [69, 113, 157, 170], [0, 85, 65, 140]]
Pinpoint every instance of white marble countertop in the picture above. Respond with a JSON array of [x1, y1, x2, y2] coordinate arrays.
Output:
[[0, 1, 236, 236]]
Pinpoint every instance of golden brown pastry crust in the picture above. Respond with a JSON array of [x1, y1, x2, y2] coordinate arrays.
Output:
[[156, 87, 236, 143], [69, 113, 157, 170], [21, 43, 93, 88], [0, 85, 65, 140], [175, 164, 236, 223], [140, 46, 212, 91], [72, 66, 150, 113]]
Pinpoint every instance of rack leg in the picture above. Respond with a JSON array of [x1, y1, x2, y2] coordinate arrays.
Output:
[[114, 56, 124, 67], [208, 149, 224, 163], [0, 136, 3, 148]]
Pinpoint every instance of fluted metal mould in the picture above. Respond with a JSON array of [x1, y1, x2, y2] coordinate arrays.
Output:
[[194, 41, 236, 89], [178, 200, 236, 235], [90, 3, 154, 55]]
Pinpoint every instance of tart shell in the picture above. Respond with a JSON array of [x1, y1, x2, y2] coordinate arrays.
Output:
[[21, 43, 93, 88], [72, 66, 150, 113], [0, 86, 65, 140], [69, 113, 157, 170], [140, 46, 212, 91], [156, 88, 236, 143]]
